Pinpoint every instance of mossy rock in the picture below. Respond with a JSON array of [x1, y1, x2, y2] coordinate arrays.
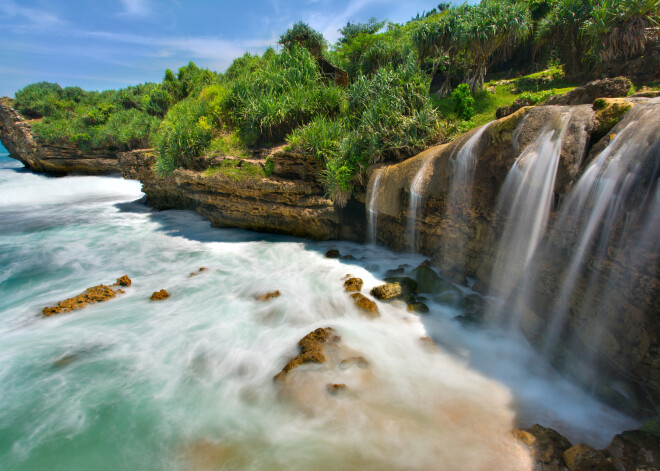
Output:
[[593, 98, 633, 142], [412, 266, 460, 296], [489, 106, 530, 144], [383, 276, 418, 295], [407, 302, 430, 314]]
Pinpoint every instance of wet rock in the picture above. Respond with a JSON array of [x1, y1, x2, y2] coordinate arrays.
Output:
[[471, 280, 489, 295], [42, 281, 126, 316], [385, 267, 405, 277], [513, 424, 572, 471], [592, 98, 634, 141], [441, 268, 468, 286], [188, 267, 207, 277], [407, 302, 430, 314], [605, 427, 660, 471], [150, 289, 170, 301], [412, 266, 460, 296], [341, 254, 356, 261], [343, 278, 363, 293], [339, 356, 369, 369], [350, 293, 379, 318], [454, 311, 485, 326], [274, 327, 340, 381], [53, 354, 78, 368], [433, 290, 461, 305], [383, 276, 418, 295], [326, 383, 348, 395], [325, 249, 341, 258], [563, 443, 615, 471], [256, 290, 281, 301], [115, 275, 132, 287], [546, 77, 632, 106], [370, 283, 402, 300]]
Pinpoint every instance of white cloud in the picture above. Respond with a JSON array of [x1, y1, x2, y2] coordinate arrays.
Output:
[[118, 0, 152, 17], [0, 0, 63, 28]]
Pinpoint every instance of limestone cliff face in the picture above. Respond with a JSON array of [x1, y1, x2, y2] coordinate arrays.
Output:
[[117, 149, 364, 241], [0, 98, 119, 175]]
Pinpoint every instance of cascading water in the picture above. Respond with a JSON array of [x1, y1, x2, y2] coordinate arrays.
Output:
[[443, 122, 493, 271], [522, 106, 660, 371], [487, 111, 575, 322], [366, 169, 384, 245], [406, 159, 433, 252]]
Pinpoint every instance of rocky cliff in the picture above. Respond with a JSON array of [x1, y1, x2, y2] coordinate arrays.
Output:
[[0, 98, 120, 175], [117, 149, 364, 241]]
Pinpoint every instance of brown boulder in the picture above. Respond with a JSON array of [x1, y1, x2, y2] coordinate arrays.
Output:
[[496, 97, 533, 119], [562, 443, 615, 471], [370, 283, 402, 300], [325, 249, 340, 258], [326, 383, 348, 395], [545, 77, 632, 106], [150, 289, 170, 301], [350, 293, 379, 318], [256, 290, 281, 301], [274, 327, 340, 381], [188, 267, 207, 277], [513, 424, 572, 471], [115, 275, 132, 287], [343, 277, 363, 293]]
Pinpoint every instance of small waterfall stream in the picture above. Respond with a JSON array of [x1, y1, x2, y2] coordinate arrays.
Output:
[[406, 159, 432, 252], [366, 169, 384, 244], [443, 122, 493, 270], [487, 111, 574, 321]]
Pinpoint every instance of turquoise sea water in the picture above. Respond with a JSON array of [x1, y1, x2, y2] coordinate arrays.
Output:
[[0, 149, 637, 471]]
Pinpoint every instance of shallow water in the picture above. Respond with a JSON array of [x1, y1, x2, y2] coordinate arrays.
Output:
[[0, 148, 637, 471]]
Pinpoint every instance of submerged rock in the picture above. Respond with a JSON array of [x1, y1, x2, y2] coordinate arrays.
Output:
[[605, 426, 660, 471], [256, 290, 281, 301], [325, 249, 341, 258], [350, 293, 379, 318], [150, 289, 170, 301], [326, 383, 348, 395], [42, 277, 130, 316], [343, 277, 363, 293], [412, 266, 461, 296], [339, 356, 369, 369], [274, 327, 340, 381], [407, 302, 430, 314], [370, 283, 402, 300], [188, 267, 207, 277]]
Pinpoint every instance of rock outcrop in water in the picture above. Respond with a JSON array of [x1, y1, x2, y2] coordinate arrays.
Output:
[[42, 276, 131, 316], [0, 98, 120, 175]]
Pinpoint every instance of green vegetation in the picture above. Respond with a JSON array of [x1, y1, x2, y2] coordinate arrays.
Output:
[[204, 159, 265, 181], [13, 0, 657, 204]]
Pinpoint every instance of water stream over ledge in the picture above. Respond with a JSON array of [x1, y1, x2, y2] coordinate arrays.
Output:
[[0, 149, 637, 471]]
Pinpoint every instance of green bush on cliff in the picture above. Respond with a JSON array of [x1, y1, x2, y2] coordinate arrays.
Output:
[[14, 82, 65, 118]]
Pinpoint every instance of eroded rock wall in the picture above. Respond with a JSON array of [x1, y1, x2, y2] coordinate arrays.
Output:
[[0, 98, 119, 175]]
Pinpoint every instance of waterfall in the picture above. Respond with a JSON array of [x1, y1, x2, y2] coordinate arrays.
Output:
[[406, 159, 432, 252], [487, 111, 574, 321], [366, 169, 384, 244], [531, 108, 660, 364], [443, 122, 493, 270]]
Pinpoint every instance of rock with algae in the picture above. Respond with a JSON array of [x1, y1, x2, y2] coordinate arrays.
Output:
[[42, 275, 131, 317]]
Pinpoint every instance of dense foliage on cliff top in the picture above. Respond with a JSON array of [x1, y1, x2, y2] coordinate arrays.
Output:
[[13, 0, 659, 204]]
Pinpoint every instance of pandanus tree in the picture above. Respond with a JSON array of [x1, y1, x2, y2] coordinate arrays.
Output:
[[459, 0, 532, 94], [279, 22, 328, 58], [412, 7, 463, 96], [581, 0, 660, 63]]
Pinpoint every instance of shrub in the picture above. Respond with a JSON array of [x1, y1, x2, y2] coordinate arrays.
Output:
[[14, 82, 63, 118], [154, 97, 212, 174], [451, 84, 475, 120]]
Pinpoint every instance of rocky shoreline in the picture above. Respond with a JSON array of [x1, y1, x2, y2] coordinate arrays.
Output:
[[2, 80, 659, 465]]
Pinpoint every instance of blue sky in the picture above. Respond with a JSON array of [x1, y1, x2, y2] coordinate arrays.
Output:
[[0, 0, 443, 97]]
